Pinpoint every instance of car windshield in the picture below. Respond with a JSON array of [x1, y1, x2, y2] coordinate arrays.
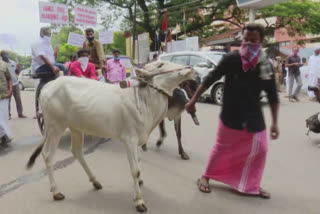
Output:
[[120, 58, 133, 68], [205, 53, 224, 63]]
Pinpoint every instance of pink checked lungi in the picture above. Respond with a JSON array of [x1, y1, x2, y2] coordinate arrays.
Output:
[[203, 120, 268, 195]]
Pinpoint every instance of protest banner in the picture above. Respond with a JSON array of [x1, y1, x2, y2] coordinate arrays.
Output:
[[67, 32, 85, 47], [100, 31, 113, 44], [39, 1, 69, 25], [74, 5, 97, 27], [0, 34, 16, 45]]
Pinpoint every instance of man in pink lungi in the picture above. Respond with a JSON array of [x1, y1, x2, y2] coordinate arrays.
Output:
[[186, 24, 279, 198]]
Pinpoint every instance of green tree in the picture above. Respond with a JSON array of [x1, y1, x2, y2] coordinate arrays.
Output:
[[6, 51, 32, 69], [51, 26, 83, 62], [103, 31, 126, 55], [260, 0, 320, 36]]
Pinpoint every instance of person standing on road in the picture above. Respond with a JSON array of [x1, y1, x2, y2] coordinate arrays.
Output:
[[105, 49, 126, 84], [286, 47, 304, 102], [273, 56, 283, 92], [69, 49, 97, 80], [83, 28, 105, 78], [0, 51, 26, 119], [185, 24, 279, 198], [307, 47, 320, 101], [0, 56, 13, 145]]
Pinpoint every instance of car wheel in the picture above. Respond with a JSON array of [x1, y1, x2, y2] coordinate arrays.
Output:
[[19, 82, 25, 91], [211, 84, 224, 105]]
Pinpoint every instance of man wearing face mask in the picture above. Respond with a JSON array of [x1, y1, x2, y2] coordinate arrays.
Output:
[[0, 54, 13, 144], [69, 49, 97, 80], [83, 28, 105, 77], [0, 51, 26, 119], [105, 49, 126, 84], [185, 24, 279, 198], [286, 47, 304, 102], [31, 27, 63, 78]]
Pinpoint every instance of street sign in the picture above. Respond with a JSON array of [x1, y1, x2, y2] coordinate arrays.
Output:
[[236, 0, 288, 8]]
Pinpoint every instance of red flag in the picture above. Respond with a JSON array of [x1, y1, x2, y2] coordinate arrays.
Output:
[[162, 11, 168, 31]]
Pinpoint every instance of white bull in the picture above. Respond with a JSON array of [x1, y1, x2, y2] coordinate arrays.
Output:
[[26, 61, 193, 212]]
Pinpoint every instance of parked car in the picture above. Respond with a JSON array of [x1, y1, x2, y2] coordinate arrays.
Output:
[[159, 51, 226, 105], [105, 55, 135, 77], [19, 69, 36, 90]]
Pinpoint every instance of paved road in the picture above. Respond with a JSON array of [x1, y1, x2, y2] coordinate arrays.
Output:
[[0, 89, 319, 214]]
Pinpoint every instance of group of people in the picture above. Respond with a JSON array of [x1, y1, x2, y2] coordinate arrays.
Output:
[[32, 27, 127, 84], [271, 46, 320, 102], [1, 23, 319, 200], [0, 26, 128, 145]]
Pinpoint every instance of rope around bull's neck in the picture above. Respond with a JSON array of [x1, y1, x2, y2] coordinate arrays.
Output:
[[133, 65, 192, 97]]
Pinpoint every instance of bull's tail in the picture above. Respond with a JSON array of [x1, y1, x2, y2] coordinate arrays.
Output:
[[26, 143, 44, 170]]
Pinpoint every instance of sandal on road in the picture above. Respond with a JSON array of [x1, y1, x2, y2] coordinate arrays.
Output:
[[259, 187, 271, 199], [197, 178, 211, 193]]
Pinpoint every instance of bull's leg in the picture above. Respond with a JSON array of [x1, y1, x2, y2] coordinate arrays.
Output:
[[174, 117, 189, 160], [124, 139, 147, 212], [70, 129, 102, 190], [156, 120, 167, 148], [41, 127, 65, 201]]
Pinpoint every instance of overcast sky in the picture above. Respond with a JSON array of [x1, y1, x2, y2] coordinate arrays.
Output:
[[0, 0, 120, 56]]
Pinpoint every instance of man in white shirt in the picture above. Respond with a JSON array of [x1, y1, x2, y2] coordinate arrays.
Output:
[[307, 47, 320, 100], [0, 51, 26, 119], [31, 27, 62, 78]]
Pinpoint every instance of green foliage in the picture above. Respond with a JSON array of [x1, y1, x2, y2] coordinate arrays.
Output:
[[260, 0, 320, 36], [103, 31, 126, 55], [51, 26, 83, 62], [7, 52, 32, 69]]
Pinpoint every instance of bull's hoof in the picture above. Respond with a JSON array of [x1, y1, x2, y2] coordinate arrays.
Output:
[[93, 181, 103, 190], [156, 140, 163, 148], [139, 179, 144, 186], [53, 193, 65, 201], [180, 152, 190, 160], [141, 144, 147, 151], [136, 203, 148, 212]]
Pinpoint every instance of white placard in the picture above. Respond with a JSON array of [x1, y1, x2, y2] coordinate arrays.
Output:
[[100, 31, 113, 44], [167, 42, 172, 53], [67, 32, 85, 47], [0, 34, 16, 45], [39, 1, 69, 25], [74, 5, 97, 27], [186, 36, 199, 51], [137, 33, 150, 64], [172, 40, 186, 52]]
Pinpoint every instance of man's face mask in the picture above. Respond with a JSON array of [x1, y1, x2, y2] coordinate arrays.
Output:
[[78, 56, 89, 71], [43, 36, 51, 43], [114, 55, 120, 61], [87, 36, 94, 41], [240, 42, 262, 72], [2, 54, 9, 62]]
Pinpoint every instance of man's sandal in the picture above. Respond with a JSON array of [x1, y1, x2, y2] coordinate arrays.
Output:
[[259, 187, 271, 199], [197, 178, 211, 193]]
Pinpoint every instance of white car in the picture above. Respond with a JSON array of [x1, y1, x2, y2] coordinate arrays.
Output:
[[19, 69, 36, 90], [159, 51, 225, 104]]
